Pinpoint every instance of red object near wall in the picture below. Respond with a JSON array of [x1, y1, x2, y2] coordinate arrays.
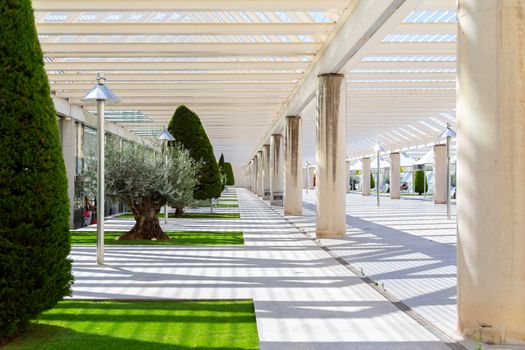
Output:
[[313, 175, 316, 187]]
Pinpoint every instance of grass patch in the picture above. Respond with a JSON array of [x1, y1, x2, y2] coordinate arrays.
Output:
[[116, 212, 241, 219], [199, 203, 239, 208], [70, 231, 243, 246], [4, 300, 259, 350]]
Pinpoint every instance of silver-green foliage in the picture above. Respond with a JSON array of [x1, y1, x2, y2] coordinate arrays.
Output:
[[104, 143, 198, 211]]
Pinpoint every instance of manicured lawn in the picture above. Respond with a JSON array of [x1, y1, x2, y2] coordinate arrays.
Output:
[[4, 300, 259, 350], [71, 231, 244, 245], [199, 203, 239, 208], [116, 213, 241, 219]]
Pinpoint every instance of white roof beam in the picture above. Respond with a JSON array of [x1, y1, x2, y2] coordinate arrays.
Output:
[[45, 61, 308, 71], [37, 23, 334, 36], [32, 0, 351, 12], [50, 82, 296, 91], [46, 73, 302, 82], [58, 90, 291, 98], [41, 42, 319, 56], [251, 0, 427, 162]]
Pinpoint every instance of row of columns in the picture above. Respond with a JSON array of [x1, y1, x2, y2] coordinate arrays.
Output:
[[358, 145, 447, 204], [245, 1, 525, 343]]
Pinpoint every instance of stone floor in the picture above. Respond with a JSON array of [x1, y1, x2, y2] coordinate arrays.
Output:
[[271, 190, 523, 350], [71, 188, 456, 350]]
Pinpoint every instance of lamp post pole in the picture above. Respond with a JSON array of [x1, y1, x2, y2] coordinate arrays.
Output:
[[439, 123, 456, 220], [158, 129, 175, 224], [305, 161, 310, 194], [96, 99, 105, 265], [446, 134, 451, 220], [374, 143, 384, 207], [81, 73, 119, 265]]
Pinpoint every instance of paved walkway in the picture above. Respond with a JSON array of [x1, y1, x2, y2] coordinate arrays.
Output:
[[70, 188, 451, 349], [273, 191, 523, 350]]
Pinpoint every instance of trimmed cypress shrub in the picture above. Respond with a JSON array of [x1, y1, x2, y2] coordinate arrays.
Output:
[[370, 173, 375, 189], [0, 0, 73, 339], [224, 162, 235, 186], [168, 105, 222, 200], [414, 169, 428, 195], [218, 153, 225, 191]]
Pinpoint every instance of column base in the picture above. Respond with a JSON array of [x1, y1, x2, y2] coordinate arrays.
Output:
[[263, 190, 271, 200], [284, 209, 302, 216], [270, 193, 283, 206], [434, 199, 446, 204], [316, 230, 346, 238], [390, 194, 400, 199]]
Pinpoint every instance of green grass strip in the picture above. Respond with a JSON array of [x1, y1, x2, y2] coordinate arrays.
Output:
[[71, 231, 244, 246], [116, 212, 240, 219], [199, 203, 239, 208], [5, 300, 259, 350]]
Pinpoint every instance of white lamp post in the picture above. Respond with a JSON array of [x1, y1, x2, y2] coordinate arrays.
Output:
[[81, 73, 119, 265], [374, 142, 385, 207], [439, 123, 456, 220], [305, 161, 310, 194], [158, 129, 175, 224]]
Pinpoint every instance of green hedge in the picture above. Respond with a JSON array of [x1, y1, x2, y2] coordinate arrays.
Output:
[[224, 162, 235, 186], [168, 105, 222, 200], [0, 0, 73, 339]]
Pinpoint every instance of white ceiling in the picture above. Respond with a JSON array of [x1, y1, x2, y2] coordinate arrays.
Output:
[[33, 0, 457, 165]]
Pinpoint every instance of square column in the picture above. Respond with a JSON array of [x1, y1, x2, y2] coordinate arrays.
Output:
[[284, 115, 302, 215], [315, 73, 346, 238], [270, 134, 284, 206], [262, 144, 271, 200], [256, 150, 264, 197], [362, 157, 371, 196], [457, 0, 525, 343], [433, 144, 447, 204], [389, 152, 400, 199]]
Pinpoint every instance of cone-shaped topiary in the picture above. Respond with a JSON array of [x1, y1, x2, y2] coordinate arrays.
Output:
[[370, 173, 375, 189], [218, 153, 225, 191], [414, 169, 428, 195], [0, 0, 73, 340], [224, 162, 235, 186], [168, 105, 222, 200]]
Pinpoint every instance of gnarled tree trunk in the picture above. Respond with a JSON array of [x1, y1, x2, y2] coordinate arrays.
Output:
[[174, 206, 184, 217], [119, 200, 169, 240]]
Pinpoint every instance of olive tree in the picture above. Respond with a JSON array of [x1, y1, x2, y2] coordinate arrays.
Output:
[[105, 143, 197, 240]]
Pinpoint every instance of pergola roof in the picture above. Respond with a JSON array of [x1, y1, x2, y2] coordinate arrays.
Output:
[[33, 0, 456, 164]]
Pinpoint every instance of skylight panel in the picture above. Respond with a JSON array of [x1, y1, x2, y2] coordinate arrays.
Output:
[[308, 12, 332, 23], [362, 56, 456, 62], [44, 12, 69, 21], [383, 34, 456, 42], [351, 68, 456, 73], [239, 12, 252, 23], [419, 120, 441, 132], [106, 13, 124, 21], [79, 13, 98, 21], [275, 12, 292, 23], [439, 112, 456, 122], [152, 13, 169, 21], [404, 10, 457, 23], [255, 12, 271, 23]]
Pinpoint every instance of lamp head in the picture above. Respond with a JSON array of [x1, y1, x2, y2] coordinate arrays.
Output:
[[81, 73, 120, 103], [158, 129, 175, 141]]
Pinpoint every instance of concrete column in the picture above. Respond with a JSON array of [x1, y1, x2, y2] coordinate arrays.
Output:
[[457, 0, 525, 343], [389, 152, 400, 199], [252, 156, 258, 194], [61, 118, 76, 228], [249, 160, 254, 192], [433, 144, 447, 204], [362, 157, 371, 196], [262, 144, 271, 200], [316, 73, 346, 238], [256, 151, 264, 197], [284, 115, 302, 215], [270, 134, 284, 206], [345, 159, 350, 193]]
